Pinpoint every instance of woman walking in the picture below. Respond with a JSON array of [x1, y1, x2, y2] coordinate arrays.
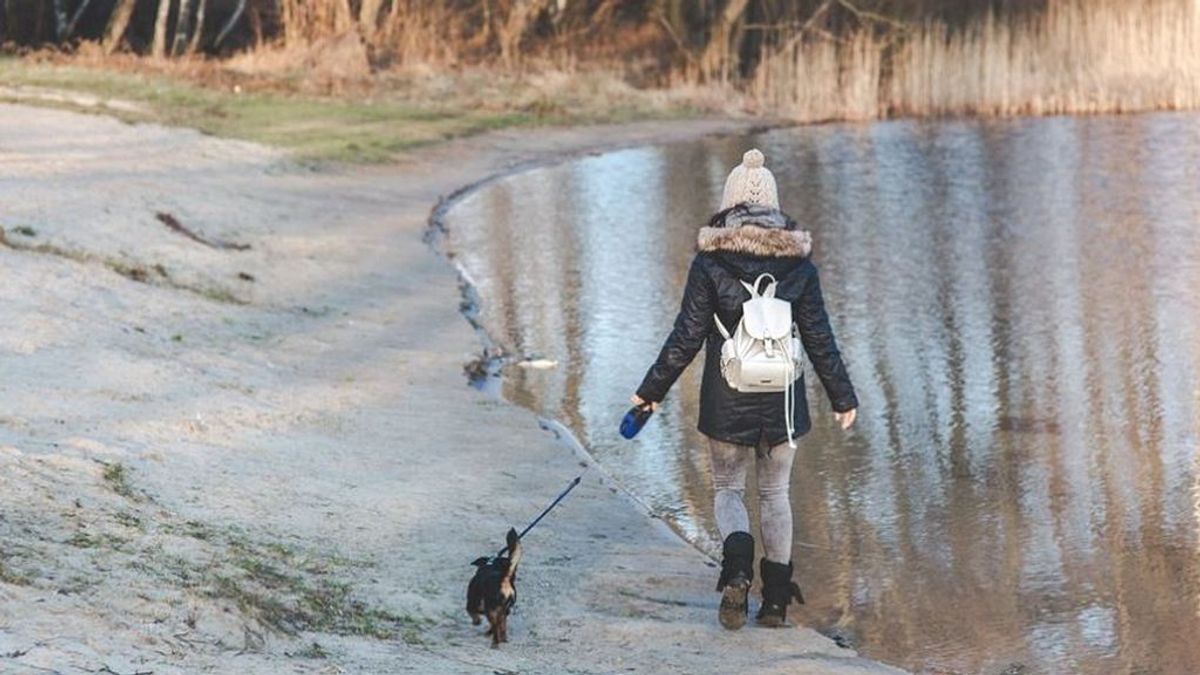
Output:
[[631, 149, 858, 630]]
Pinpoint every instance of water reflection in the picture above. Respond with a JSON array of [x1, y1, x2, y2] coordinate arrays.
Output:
[[446, 113, 1200, 674]]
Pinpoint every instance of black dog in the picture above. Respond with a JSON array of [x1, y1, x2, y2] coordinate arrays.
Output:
[[466, 528, 522, 647]]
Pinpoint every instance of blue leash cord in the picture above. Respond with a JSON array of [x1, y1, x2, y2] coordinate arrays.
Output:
[[494, 473, 584, 559]]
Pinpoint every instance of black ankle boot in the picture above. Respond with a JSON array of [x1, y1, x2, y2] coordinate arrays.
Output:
[[755, 558, 805, 627], [716, 532, 755, 630]]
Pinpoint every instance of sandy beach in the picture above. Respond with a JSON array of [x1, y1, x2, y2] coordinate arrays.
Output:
[[0, 103, 901, 674]]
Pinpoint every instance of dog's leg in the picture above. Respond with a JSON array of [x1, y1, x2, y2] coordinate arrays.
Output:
[[488, 610, 501, 648], [467, 575, 486, 626], [498, 611, 508, 644]]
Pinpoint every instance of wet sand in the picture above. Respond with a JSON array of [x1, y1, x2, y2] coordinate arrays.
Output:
[[0, 104, 900, 673]]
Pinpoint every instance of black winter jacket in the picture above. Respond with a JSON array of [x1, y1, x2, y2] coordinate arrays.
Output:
[[636, 206, 858, 447]]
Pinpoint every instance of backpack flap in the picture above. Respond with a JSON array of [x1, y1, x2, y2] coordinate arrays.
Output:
[[741, 296, 793, 341]]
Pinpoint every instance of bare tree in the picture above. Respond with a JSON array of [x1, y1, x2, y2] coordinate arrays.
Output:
[[152, 0, 172, 57], [102, 0, 138, 53], [495, 0, 552, 68], [359, 0, 386, 40], [699, 0, 751, 82], [172, 0, 195, 54], [213, 0, 246, 49], [51, 0, 68, 38], [188, 0, 208, 53], [62, 0, 95, 39]]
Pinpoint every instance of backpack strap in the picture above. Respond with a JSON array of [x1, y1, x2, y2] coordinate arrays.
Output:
[[711, 256, 780, 339], [741, 273, 777, 299], [713, 314, 732, 340]]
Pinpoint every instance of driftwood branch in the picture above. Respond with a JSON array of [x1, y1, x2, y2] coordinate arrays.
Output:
[[155, 212, 250, 251]]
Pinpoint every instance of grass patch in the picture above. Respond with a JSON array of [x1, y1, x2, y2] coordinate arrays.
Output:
[[290, 641, 329, 659], [202, 545, 415, 638], [66, 530, 126, 549], [102, 462, 137, 500], [167, 519, 215, 540], [0, 58, 536, 163], [0, 559, 32, 587], [138, 523, 402, 640], [104, 259, 168, 284], [114, 510, 143, 529], [0, 57, 714, 163]]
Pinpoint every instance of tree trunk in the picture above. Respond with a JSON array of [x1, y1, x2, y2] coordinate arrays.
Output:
[[50, 0, 67, 38], [248, 0, 262, 47], [102, 0, 137, 52], [62, 0, 94, 39], [496, 0, 549, 68], [358, 0, 385, 40], [187, 0, 207, 53], [151, 0, 171, 57], [212, 0, 245, 49], [699, 0, 751, 82], [171, 0, 194, 55]]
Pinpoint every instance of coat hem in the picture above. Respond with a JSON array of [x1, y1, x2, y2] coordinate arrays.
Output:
[[696, 425, 813, 448]]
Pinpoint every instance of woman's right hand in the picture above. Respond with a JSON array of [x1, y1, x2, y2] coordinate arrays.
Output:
[[631, 395, 659, 411], [834, 408, 857, 430]]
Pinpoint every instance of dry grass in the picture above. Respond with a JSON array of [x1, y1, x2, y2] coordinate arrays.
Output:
[[752, 0, 1200, 122], [1, 51, 737, 162], [12, 1, 1194, 152]]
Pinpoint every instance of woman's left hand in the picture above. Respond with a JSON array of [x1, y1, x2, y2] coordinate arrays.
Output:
[[834, 408, 857, 430], [630, 395, 659, 412]]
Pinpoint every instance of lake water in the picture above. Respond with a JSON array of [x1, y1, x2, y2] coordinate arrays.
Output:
[[444, 114, 1200, 674]]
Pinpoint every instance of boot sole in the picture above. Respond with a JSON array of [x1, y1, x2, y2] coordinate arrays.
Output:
[[719, 578, 750, 630], [755, 613, 786, 628]]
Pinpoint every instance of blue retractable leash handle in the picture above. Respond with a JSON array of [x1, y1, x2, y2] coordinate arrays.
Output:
[[620, 403, 655, 439]]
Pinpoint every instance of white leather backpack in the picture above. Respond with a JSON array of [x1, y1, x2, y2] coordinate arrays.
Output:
[[714, 273, 803, 447]]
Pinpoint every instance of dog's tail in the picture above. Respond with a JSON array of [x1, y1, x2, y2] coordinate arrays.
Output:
[[504, 527, 522, 573]]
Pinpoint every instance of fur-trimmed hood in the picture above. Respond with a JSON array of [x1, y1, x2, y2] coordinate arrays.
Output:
[[697, 204, 812, 258]]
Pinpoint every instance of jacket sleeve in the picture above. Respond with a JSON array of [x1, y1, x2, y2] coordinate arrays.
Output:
[[636, 256, 716, 403], [795, 265, 858, 413]]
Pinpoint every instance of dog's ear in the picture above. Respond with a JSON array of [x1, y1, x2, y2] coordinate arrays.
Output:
[[470, 557, 490, 567], [506, 528, 519, 549]]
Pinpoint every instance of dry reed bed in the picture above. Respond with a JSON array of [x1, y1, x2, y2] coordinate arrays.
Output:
[[753, 0, 1200, 122]]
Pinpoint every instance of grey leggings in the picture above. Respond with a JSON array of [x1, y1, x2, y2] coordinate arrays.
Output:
[[709, 438, 796, 564]]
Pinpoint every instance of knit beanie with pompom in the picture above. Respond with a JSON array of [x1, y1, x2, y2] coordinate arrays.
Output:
[[720, 149, 779, 210]]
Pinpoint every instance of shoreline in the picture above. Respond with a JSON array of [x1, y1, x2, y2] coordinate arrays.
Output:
[[0, 104, 901, 673], [421, 126, 757, 559], [423, 129, 747, 557]]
